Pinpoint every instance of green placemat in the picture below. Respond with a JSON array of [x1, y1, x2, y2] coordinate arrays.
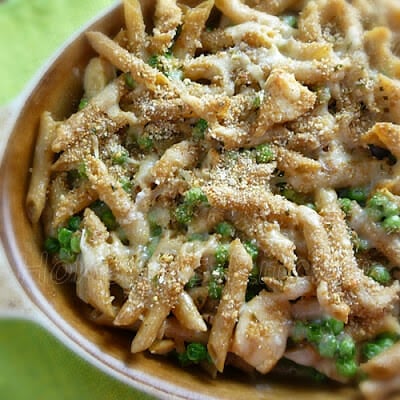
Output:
[[0, 1, 154, 399], [0, 0, 114, 105], [0, 319, 154, 400]]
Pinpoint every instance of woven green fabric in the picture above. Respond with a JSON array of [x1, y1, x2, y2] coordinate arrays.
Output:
[[0, 1, 155, 398]]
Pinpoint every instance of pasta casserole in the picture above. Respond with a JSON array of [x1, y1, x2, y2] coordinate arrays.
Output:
[[26, 0, 400, 398]]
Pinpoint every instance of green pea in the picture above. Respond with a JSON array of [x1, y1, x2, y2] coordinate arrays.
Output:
[[44, 237, 60, 254], [124, 72, 136, 89], [57, 228, 73, 249], [214, 265, 225, 278], [150, 224, 162, 237], [349, 188, 368, 203], [255, 144, 275, 164], [337, 335, 356, 359], [340, 187, 368, 205], [148, 54, 160, 69], [174, 204, 193, 225], [120, 178, 132, 193], [291, 321, 308, 343], [243, 240, 259, 261], [367, 192, 389, 209], [177, 342, 210, 366], [192, 119, 208, 140], [146, 236, 160, 259], [307, 322, 323, 344], [186, 273, 202, 289], [137, 135, 153, 151], [367, 264, 391, 285], [215, 244, 229, 267], [208, 279, 222, 300], [335, 358, 358, 378], [215, 221, 235, 238], [354, 236, 369, 253], [366, 192, 396, 221], [318, 334, 337, 358], [59, 247, 77, 264], [184, 188, 208, 206], [177, 351, 190, 366], [186, 343, 209, 362], [376, 336, 395, 350], [164, 51, 173, 59], [78, 163, 87, 179], [361, 333, 396, 361], [282, 14, 298, 28], [323, 317, 344, 336], [362, 343, 382, 360], [90, 201, 118, 231], [253, 94, 261, 109], [70, 234, 81, 254], [112, 149, 129, 165], [382, 201, 399, 218], [382, 215, 400, 233], [104, 210, 118, 230], [376, 332, 398, 348], [281, 185, 307, 205], [338, 198, 352, 215], [78, 98, 88, 110], [67, 215, 81, 232]]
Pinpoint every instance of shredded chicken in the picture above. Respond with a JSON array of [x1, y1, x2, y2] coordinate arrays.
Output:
[[360, 342, 400, 400], [231, 291, 291, 374], [251, 69, 317, 136]]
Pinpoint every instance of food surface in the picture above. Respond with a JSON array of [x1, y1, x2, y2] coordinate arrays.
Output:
[[27, 0, 400, 398]]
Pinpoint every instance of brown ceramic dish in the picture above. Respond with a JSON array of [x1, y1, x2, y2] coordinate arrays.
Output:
[[0, 2, 364, 399]]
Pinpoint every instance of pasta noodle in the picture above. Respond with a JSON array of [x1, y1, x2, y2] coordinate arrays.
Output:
[[26, 112, 58, 223], [27, 0, 400, 397], [207, 239, 252, 371]]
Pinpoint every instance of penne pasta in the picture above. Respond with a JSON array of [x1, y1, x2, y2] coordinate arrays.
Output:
[[85, 156, 150, 246], [83, 57, 116, 99], [149, 0, 182, 55], [172, 291, 207, 332], [207, 239, 252, 371], [173, 0, 214, 59], [26, 112, 58, 224], [130, 302, 171, 353], [123, 0, 147, 57], [86, 31, 170, 90]]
